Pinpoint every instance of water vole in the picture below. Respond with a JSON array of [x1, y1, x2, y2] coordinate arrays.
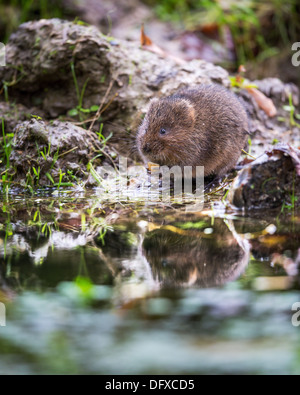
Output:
[[136, 84, 249, 176]]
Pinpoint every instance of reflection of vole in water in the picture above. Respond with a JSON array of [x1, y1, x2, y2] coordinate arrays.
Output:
[[137, 85, 249, 176], [142, 221, 250, 288]]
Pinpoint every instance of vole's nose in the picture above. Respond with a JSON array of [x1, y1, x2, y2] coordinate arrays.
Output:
[[143, 143, 151, 154]]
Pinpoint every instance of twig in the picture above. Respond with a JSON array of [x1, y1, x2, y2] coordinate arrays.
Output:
[[89, 79, 116, 131], [91, 141, 119, 173], [57, 146, 78, 158], [73, 92, 119, 127], [242, 149, 256, 160]]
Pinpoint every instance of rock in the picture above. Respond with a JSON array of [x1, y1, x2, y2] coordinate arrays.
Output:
[[0, 18, 236, 158], [237, 78, 300, 159], [0, 18, 299, 180], [228, 145, 300, 210], [9, 119, 103, 186], [0, 102, 45, 134]]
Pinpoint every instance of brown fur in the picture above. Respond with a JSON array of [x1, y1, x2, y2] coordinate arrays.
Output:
[[136, 84, 249, 176], [142, 220, 250, 288]]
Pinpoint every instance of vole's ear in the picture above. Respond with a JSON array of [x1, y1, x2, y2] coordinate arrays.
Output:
[[142, 98, 159, 119], [149, 98, 159, 105], [148, 98, 159, 111], [175, 99, 195, 127], [148, 98, 162, 117]]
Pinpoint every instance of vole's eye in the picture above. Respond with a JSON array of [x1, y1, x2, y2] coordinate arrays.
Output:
[[160, 128, 167, 136]]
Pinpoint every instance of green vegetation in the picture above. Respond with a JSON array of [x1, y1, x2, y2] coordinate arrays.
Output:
[[0, 0, 63, 42], [277, 93, 300, 127], [68, 61, 100, 122], [0, 55, 115, 194], [0, 118, 14, 194], [1, 0, 298, 69], [1, 118, 13, 168], [282, 93, 300, 128], [229, 72, 257, 90], [281, 171, 298, 214], [0, 0, 299, 378], [144, 0, 300, 66]]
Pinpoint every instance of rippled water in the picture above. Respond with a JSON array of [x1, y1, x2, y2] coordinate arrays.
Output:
[[0, 190, 299, 374]]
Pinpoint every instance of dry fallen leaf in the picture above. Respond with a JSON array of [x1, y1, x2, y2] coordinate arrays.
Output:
[[258, 235, 287, 247], [246, 87, 277, 117], [238, 64, 246, 73], [147, 162, 160, 172], [200, 22, 219, 36], [141, 24, 153, 46]]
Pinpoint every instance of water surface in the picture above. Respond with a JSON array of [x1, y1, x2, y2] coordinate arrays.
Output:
[[0, 190, 299, 374]]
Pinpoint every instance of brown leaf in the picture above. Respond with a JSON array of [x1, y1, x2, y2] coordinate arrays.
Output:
[[199, 22, 219, 37], [246, 87, 277, 117], [140, 24, 153, 46], [259, 235, 288, 247], [239, 157, 254, 166]]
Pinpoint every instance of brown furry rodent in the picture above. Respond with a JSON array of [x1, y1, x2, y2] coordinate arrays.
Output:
[[137, 84, 249, 176]]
